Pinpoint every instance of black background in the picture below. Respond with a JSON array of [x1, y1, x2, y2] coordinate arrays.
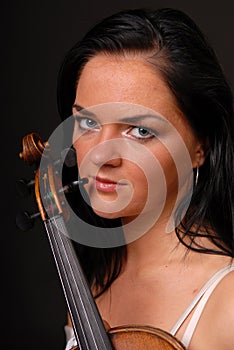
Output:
[[2, 0, 234, 349]]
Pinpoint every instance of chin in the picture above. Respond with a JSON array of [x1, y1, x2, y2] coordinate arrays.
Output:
[[92, 208, 122, 220]]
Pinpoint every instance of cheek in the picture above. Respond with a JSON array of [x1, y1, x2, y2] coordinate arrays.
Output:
[[124, 157, 164, 212], [126, 163, 148, 198], [158, 151, 178, 187], [147, 144, 179, 202], [114, 164, 150, 217]]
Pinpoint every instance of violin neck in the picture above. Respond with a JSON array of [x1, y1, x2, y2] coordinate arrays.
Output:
[[44, 215, 113, 350]]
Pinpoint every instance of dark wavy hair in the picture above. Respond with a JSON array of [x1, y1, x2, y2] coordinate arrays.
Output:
[[57, 8, 234, 295]]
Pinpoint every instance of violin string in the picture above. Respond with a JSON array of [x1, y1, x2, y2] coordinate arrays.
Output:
[[46, 217, 90, 349], [48, 215, 112, 349], [55, 216, 111, 349], [43, 170, 112, 349], [54, 216, 97, 349], [43, 177, 89, 349]]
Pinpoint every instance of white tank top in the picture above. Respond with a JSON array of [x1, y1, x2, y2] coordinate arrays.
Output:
[[64, 263, 234, 349], [170, 263, 234, 347]]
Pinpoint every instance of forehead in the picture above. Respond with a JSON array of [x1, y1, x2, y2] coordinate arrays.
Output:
[[75, 54, 185, 127], [77, 55, 173, 102]]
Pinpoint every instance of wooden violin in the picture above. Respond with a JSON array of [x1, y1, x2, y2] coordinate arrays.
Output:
[[17, 132, 186, 350]]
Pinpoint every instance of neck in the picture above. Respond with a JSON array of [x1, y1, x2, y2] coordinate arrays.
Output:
[[122, 213, 185, 272], [122, 215, 233, 279]]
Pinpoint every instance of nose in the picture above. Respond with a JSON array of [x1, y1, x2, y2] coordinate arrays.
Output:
[[90, 138, 122, 167], [89, 125, 123, 167]]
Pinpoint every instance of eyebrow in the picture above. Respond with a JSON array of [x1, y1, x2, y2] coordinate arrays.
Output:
[[72, 104, 97, 117], [119, 114, 166, 124], [72, 103, 166, 123]]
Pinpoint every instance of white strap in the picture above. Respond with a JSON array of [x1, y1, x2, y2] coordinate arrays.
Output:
[[170, 264, 234, 337], [64, 325, 75, 342], [64, 325, 77, 350], [65, 336, 77, 350], [181, 264, 234, 347]]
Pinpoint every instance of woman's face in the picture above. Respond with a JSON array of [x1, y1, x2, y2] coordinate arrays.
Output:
[[72, 54, 203, 225]]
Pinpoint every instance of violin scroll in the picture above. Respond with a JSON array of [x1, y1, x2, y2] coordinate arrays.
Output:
[[19, 132, 49, 165], [16, 132, 88, 230]]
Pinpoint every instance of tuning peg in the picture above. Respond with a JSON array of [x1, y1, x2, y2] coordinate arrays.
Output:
[[15, 211, 40, 231], [16, 179, 35, 197], [60, 178, 89, 194]]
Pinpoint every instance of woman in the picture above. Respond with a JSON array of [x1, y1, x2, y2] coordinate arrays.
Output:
[[57, 8, 234, 349]]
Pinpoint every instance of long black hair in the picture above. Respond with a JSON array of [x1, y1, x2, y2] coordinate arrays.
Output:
[[57, 8, 234, 294]]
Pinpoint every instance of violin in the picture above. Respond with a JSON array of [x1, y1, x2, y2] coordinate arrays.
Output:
[[17, 132, 186, 350]]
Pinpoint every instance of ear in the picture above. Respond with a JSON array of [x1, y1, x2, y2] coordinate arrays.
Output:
[[192, 143, 206, 168]]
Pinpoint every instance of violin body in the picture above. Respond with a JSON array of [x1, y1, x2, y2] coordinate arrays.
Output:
[[70, 325, 185, 349], [108, 325, 185, 349]]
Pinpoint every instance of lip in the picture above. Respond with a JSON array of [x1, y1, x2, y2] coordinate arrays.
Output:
[[93, 176, 126, 192]]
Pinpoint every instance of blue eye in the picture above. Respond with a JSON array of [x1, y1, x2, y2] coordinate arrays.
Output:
[[138, 128, 151, 137], [76, 117, 100, 130], [127, 126, 156, 140]]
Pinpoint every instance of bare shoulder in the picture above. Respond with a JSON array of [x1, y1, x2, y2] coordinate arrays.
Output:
[[190, 266, 234, 350], [214, 268, 234, 320], [206, 269, 234, 349]]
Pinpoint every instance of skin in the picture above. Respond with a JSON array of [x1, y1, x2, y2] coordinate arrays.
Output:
[[70, 54, 234, 350]]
